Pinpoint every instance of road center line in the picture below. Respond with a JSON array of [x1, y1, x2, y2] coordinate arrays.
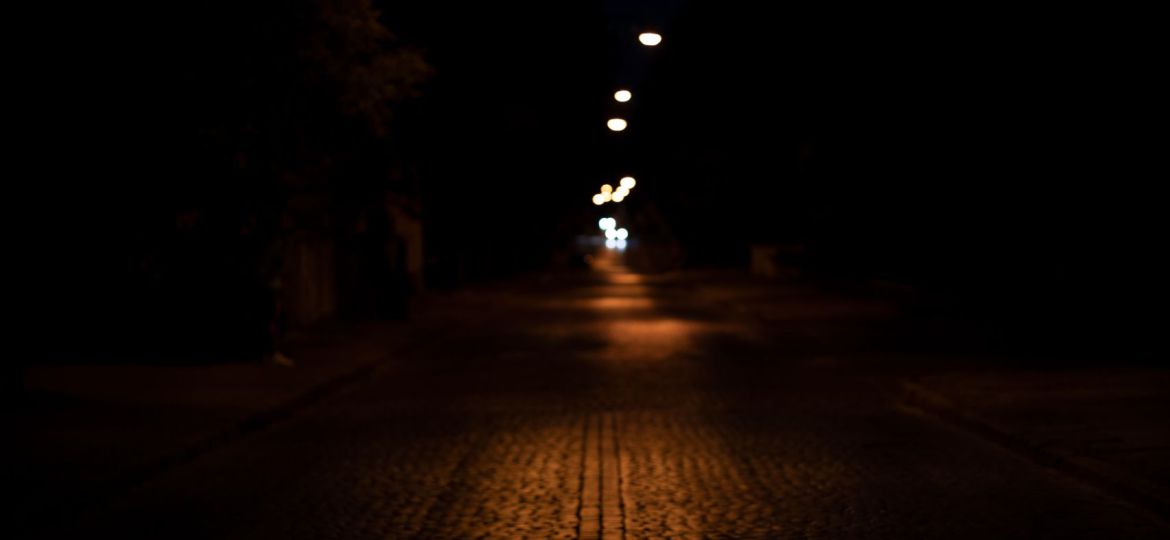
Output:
[[580, 412, 626, 539]]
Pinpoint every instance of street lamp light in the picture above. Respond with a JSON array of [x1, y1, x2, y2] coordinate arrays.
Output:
[[638, 32, 662, 46], [619, 176, 636, 189], [607, 118, 628, 132], [614, 90, 632, 103]]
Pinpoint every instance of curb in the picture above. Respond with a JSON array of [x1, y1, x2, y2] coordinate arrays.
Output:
[[900, 379, 1170, 525]]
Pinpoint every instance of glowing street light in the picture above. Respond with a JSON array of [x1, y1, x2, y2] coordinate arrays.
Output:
[[638, 32, 662, 46], [598, 217, 616, 231], [616, 228, 629, 240], [607, 118, 628, 132], [614, 90, 632, 103], [592, 194, 605, 206], [612, 191, 626, 203], [601, 184, 613, 194], [619, 176, 636, 189]]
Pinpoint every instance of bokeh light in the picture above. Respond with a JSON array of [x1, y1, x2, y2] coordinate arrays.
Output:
[[638, 32, 662, 46]]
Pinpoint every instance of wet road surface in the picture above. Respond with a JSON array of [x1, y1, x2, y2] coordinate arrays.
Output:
[[46, 262, 1167, 539]]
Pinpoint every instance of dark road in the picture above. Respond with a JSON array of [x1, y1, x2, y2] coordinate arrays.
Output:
[[47, 260, 1165, 539]]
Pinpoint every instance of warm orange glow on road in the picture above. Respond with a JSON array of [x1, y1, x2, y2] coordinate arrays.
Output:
[[583, 297, 655, 310]]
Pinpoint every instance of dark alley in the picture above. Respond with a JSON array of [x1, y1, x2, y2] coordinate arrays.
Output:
[[11, 1, 1167, 538]]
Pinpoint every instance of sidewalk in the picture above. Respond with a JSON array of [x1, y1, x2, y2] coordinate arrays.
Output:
[[729, 271, 1170, 518], [8, 319, 422, 531], [904, 368, 1170, 519]]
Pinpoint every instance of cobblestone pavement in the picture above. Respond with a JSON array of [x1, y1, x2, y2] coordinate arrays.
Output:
[[36, 265, 1168, 539]]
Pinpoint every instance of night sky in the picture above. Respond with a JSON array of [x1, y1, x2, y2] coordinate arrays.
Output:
[[382, 2, 1161, 306], [24, 1, 1163, 352]]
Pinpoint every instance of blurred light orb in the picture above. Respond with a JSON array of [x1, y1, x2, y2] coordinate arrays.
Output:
[[614, 90, 632, 102], [599, 217, 616, 231], [605, 228, 619, 240], [616, 228, 629, 240], [607, 118, 628, 132], [619, 176, 636, 189], [639, 32, 662, 46], [592, 194, 605, 206], [616, 239, 628, 250], [605, 238, 618, 249], [601, 191, 613, 203], [612, 192, 626, 203], [601, 184, 613, 194]]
